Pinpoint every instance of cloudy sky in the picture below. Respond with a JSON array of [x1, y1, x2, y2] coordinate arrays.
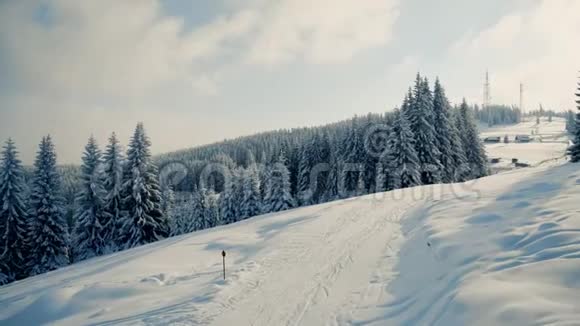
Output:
[[0, 0, 578, 164]]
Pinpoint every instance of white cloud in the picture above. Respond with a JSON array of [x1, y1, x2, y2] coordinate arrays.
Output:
[[0, 0, 255, 98], [0, 0, 398, 98], [452, 14, 523, 53], [447, 0, 580, 110], [245, 0, 400, 65], [0, 0, 401, 163], [191, 74, 219, 96]]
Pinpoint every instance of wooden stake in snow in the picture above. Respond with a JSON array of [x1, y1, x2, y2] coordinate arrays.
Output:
[[222, 250, 226, 280]]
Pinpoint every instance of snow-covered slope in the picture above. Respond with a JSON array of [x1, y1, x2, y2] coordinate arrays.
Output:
[[1, 121, 579, 326], [2, 158, 579, 325], [385, 160, 580, 325]]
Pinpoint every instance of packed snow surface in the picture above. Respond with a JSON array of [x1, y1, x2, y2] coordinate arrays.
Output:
[[1, 121, 579, 325]]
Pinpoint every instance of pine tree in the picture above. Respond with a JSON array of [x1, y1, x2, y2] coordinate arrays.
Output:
[[356, 173, 366, 196], [283, 144, 299, 197], [323, 139, 340, 202], [263, 155, 295, 213], [257, 163, 269, 199], [72, 136, 109, 261], [160, 185, 175, 218], [314, 131, 332, 202], [341, 121, 364, 196], [374, 162, 387, 193], [0, 139, 29, 282], [453, 106, 469, 181], [240, 165, 262, 219], [406, 75, 442, 184], [219, 172, 238, 225], [219, 168, 243, 224], [385, 107, 421, 189], [102, 132, 124, 250], [118, 124, 169, 249], [203, 189, 220, 228], [361, 115, 381, 194], [432, 78, 463, 182], [296, 142, 313, 206], [28, 136, 69, 275], [169, 194, 195, 236], [568, 77, 580, 162], [459, 100, 488, 178], [449, 109, 468, 182], [232, 168, 245, 218], [196, 187, 211, 230]]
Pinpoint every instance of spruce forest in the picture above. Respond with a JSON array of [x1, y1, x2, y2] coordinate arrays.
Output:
[[1, 74, 490, 284]]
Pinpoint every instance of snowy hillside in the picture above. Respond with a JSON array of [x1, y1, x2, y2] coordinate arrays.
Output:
[[1, 121, 578, 325]]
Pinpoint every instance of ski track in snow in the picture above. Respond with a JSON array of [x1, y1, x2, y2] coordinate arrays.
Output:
[[151, 197, 416, 326]]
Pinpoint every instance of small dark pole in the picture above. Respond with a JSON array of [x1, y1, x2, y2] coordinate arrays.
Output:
[[221, 250, 226, 280]]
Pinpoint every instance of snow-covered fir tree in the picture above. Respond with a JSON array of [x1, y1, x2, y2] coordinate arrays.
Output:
[[374, 163, 387, 193], [219, 168, 242, 224], [28, 136, 69, 275], [203, 189, 221, 228], [257, 163, 269, 200], [118, 123, 169, 249], [449, 109, 469, 182], [219, 180, 236, 225], [263, 155, 295, 213], [385, 107, 421, 189], [356, 173, 366, 196], [314, 131, 332, 203], [458, 100, 488, 178], [102, 132, 125, 250], [169, 194, 195, 236], [0, 139, 29, 283], [568, 77, 580, 162], [453, 106, 470, 181], [195, 187, 211, 230], [232, 167, 245, 217], [340, 122, 364, 196], [323, 141, 341, 202], [297, 142, 314, 206], [432, 78, 464, 182], [72, 136, 109, 261], [240, 165, 262, 219], [361, 114, 382, 193], [160, 184, 175, 218], [406, 75, 442, 184]]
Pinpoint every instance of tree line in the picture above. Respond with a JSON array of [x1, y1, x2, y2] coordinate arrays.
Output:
[[0, 124, 169, 284], [0, 73, 489, 285], [474, 104, 522, 127]]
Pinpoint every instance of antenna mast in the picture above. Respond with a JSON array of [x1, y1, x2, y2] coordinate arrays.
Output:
[[519, 82, 524, 117], [484, 70, 492, 125]]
